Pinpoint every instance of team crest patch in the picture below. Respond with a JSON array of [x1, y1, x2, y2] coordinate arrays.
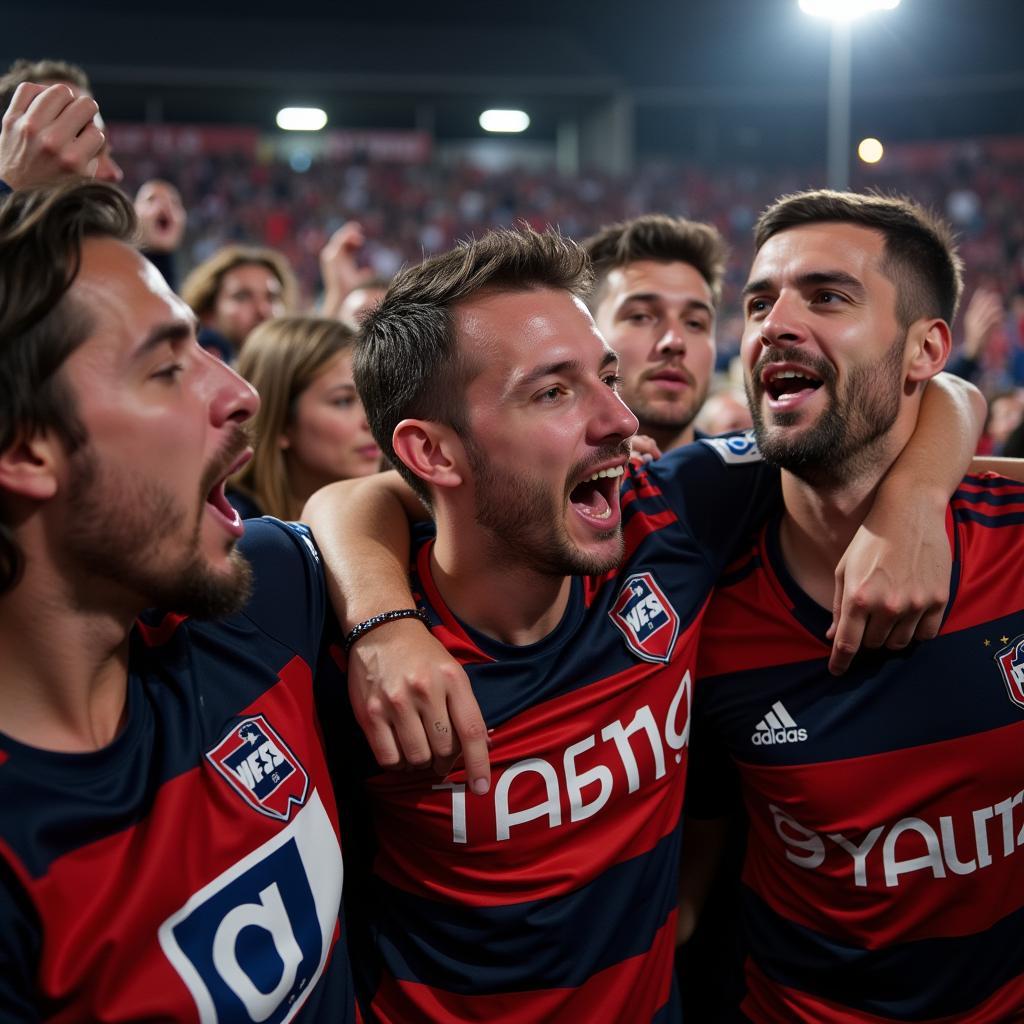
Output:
[[699, 430, 761, 465], [609, 572, 680, 664], [995, 634, 1024, 710], [207, 715, 309, 821]]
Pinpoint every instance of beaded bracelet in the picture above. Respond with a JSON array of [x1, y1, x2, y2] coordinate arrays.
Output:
[[343, 608, 431, 652]]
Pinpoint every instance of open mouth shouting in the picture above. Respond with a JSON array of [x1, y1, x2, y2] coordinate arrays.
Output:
[[568, 461, 626, 530], [760, 362, 826, 413], [204, 447, 252, 539]]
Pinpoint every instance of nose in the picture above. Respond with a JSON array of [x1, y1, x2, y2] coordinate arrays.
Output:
[[758, 291, 805, 349], [655, 322, 686, 357], [206, 348, 260, 427], [591, 384, 640, 446]]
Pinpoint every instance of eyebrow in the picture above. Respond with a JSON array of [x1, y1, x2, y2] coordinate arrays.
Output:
[[130, 321, 195, 362], [620, 291, 714, 315], [742, 270, 864, 298], [506, 350, 619, 399]]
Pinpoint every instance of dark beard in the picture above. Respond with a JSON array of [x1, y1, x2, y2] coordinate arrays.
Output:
[[747, 334, 905, 487], [64, 434, 253, 619]]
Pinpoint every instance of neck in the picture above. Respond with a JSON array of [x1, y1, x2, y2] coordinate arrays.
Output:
[[0, 565, 135, 751], [430, 515, 571, 646], [777, 434, 904, 610]]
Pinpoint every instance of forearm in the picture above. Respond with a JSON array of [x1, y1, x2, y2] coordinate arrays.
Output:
[[302, 471, 426, 630]]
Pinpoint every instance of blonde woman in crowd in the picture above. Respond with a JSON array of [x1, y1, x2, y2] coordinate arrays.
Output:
[[230, 316, 381, 519]]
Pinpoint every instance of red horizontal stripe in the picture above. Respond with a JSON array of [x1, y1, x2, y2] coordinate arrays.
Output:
[[699, 564, 829, 677], [368, 912, 677, 1023], [958, 474, 1024, 496], [739, 722, 1024, 949], [942, 520, 1024, 633], [368, 631, 699, 906], [741, 954, 1024, 1023]]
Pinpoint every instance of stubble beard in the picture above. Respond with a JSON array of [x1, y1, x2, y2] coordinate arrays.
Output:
[[464, 436, 626, 578], [747, 333, 906, 488]]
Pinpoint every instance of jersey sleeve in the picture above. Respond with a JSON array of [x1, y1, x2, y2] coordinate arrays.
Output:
[[641, 430, 781, 577], [236, 517, 326, 663]]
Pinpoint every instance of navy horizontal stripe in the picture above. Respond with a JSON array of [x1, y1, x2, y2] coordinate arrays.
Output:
[[351, 822, 681, 995], [699, 615, 1024, 766], [954, 507, 1024, 528], [954, 487, 1024, 507], [962, 473, 1024, 492], [742, 885, 1024, 1020]]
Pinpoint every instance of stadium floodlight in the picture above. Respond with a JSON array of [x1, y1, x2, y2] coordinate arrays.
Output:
[[857, 137, 884, 163], [479, 109, 530, 133], [799, 0, 899, 19], [799, 0, 900, 187], [276, 107, 328, 132]]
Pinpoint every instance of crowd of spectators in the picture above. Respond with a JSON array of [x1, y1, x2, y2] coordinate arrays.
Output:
[[112, 133, 1024, 401]]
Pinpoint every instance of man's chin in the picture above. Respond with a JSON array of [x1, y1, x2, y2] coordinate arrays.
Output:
[[164, 549, 253, 620]]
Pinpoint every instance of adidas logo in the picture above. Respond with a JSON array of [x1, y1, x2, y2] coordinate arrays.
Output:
[[751, 701, 808, 746]]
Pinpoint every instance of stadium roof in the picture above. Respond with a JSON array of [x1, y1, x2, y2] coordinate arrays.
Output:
[[8, 0, 1024, 160]]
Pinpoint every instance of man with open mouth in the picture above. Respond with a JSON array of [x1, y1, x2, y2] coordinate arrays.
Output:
[[681, 190, 1024, 1022], [0, 183, 356, 1022], [303, 223, 986, 1023]]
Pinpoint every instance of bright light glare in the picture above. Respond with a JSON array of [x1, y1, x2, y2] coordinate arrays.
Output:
[[479, 109, 530, 133], [858, 137, 884, 163], [799, 0, 899, 19], [276, 107, 327, 131]]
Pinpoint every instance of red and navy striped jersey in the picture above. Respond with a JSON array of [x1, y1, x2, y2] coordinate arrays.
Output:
[[0, 518, 356, 1023], [325, 436, 781, 1024], [689, 473, 1024, 1023]]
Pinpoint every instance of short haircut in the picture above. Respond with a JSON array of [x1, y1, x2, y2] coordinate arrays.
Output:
[[0, 181, 138, 592], [0, 58, 90, 111], [233, 316, 355, 519], [754, 189, 964, 326], [583, 214, 728, 309], [180, 245, 298, 322], [355, 227, 592, 503]]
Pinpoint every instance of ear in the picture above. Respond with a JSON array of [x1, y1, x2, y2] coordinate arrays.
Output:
[[278, 431, 290, 451], [392, 418, 465, 492], [905, 318, 952, 385], [0, 430, 62, 502]]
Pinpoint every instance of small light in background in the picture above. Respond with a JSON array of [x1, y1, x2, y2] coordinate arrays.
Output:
[[857, 137, 884, 163], [276, 107, 328, 132], [479, 109, 530, 133]]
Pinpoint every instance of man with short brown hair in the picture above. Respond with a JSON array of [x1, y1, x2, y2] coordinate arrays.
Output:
[[584, 214, 730, 451]]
